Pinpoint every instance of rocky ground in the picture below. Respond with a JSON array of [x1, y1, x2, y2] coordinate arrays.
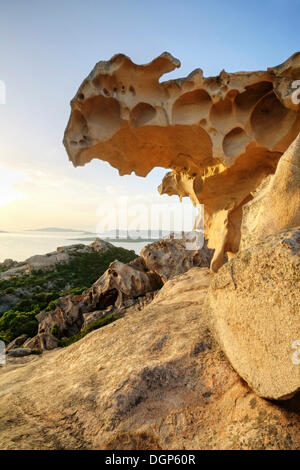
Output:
[[0, 265, 299, 450]]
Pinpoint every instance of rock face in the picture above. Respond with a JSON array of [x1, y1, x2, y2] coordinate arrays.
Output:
[[6, 334, 28, 352], [205, 227, 300, 400], [7, 348, 33, 358], [140, 235, 213, 282], [1, 267, 300, 450], [0, 238, 114, 280], [25, 252, 70, 272], [241, 132, 300, 250], [36, 294, 84, 350], [87, 257, 162, 311], [31, 236, 212, 350], [0, 259, 17, 270], [63, 52, 300, 271]]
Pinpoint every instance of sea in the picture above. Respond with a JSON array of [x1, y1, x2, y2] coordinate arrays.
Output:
[[0, 230, 150, 263]]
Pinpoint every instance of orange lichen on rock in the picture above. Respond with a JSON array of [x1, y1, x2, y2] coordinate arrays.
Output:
[[64, 52, 300, 271]]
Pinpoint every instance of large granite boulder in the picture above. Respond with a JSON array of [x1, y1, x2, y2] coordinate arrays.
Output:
[[140, 235, 213, 282], [241, 132, 300, 250], [205, 227, 300, 400]]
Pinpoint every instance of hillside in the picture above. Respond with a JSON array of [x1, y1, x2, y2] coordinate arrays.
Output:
[[0, 243, 137, 344]]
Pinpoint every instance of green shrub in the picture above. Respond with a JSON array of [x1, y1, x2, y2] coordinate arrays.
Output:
[[45, 300, 57, 312], [60, 313, 119, 347], [3, 287, 14, 294], [49, 323, 60, 338], [31, 348, 42, 355], [67, 286, 87, 296], [0, 309, 39, 344]]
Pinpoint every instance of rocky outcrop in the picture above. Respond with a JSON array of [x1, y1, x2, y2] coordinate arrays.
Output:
[[140, 235, 213, 282], [1, 267, 299, 450], [36, 294, 84, 350], [88, 238, 114, 252], [205, 227, 300, 400], [6, 334, 28, 352], [241, 132, 300, 250], [30, 236, 212, 350], [0, 259, 17, 270], [25, 252, 70, 272], [6, 348, 34, 358], [63, 52, 300, 271], [87, 257, 162, 311], [0, 265, 28, 281], [0, 238, 114, 281], [31, 258, 161, 350]]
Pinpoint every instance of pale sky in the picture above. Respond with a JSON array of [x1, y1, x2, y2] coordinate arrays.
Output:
[[0, 0, 299, 231]]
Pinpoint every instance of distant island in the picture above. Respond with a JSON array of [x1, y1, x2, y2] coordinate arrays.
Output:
[[71, 229, 168, 243], [27, 227, 93, 233], [71, 237, 159, 243]]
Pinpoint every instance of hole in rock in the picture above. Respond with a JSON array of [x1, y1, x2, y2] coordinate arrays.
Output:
[[95, 289, 118, 309], [210, 98, 234, 133], [66, 110, 89, 148], [172, 89, 212, 125], [251, 91, 297, 148], [222, 127, 250, 158], [130, 102, 157, 127], [235, 81, 273, 114], [81, 95, 121, 140]]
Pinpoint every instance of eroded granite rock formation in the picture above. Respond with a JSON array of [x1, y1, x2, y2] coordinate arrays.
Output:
[[64, 52, 300, 271], [29, 236, 213, 350]]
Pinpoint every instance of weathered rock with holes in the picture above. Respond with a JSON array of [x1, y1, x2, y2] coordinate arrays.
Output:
[[88, 257, 162, 312], [30, 257, 161, 349], [63, 52, 300, 271], [205, 227, 300, 400], [1, 268, 300, 449], [140, 235, 213, 282], [31, 236, 212, 350], [36, 294, 84, 350]]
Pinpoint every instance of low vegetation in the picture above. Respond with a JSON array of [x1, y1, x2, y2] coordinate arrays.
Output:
[[59, 313, 119, 347], [0, 247, 137, 344]]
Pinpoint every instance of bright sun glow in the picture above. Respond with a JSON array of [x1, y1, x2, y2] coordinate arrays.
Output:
[[0, 165, 25, 207]]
